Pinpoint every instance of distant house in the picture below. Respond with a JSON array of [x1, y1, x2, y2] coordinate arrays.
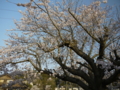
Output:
[[0, 74, 13, 90], [0, 74, 28, 90], [0, 74, 13, 83], [0, 74, 13, 84]]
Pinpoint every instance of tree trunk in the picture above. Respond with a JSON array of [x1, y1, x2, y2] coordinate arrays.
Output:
[[90, 86, 108, 90]]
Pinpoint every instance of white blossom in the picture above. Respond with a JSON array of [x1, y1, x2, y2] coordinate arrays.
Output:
[[40, 71, 43, 73], [37, 3, 44, 6], [103, 0, 107, 3]]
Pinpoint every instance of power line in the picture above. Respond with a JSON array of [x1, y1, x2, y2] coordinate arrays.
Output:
[[0, 8, 20, 20], [0, 17, 19, 20], [0, 8, 18, 12], [6, 0, 17, 5], [0, 17, 14, 19]]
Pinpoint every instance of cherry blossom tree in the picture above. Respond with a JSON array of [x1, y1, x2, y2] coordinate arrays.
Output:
[[0, 0, 120, 90]]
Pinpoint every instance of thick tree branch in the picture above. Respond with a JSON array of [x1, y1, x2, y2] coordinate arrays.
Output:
[[77, 62, 92, 71], [110, 51, 120, 66], [97, 38, 106, 59], [56, 75, 90, 90], [103, 70, 120, 85], [53, 57, 93, 86], [41, 68, 90, 90], [38, 39, 97, 75], [68, 44, 97, 74], [10, 60, 29, 64]]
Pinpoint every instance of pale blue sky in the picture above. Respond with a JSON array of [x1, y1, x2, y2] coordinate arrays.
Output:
[[0, 0, 120, 47], [0, 0, 30, 47]]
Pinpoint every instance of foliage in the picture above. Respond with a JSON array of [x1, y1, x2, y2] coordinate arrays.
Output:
[[36, 73, 56, 90]]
